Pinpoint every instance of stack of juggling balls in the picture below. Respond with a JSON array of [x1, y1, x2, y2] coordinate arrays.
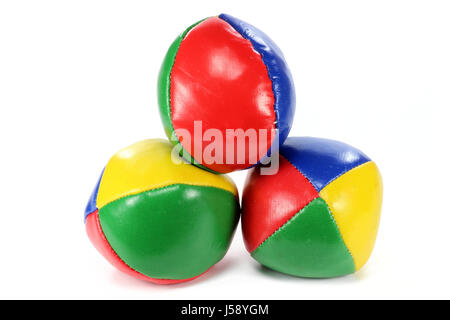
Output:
[[84, 14, 383, 284]]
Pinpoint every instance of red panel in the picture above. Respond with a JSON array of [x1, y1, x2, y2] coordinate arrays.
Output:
[[242, 155, 319, 252], [171, 17, 276, 173], [85, 211, 208, 285]]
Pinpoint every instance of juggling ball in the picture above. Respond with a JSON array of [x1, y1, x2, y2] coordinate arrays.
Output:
[[242, 137, 383, 278], [84, 139, 240, 284], [158, 14, 295, 174]]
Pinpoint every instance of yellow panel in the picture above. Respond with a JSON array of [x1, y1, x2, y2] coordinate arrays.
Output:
[[319, 161, 383, 271], [97, 139, 238, 209]]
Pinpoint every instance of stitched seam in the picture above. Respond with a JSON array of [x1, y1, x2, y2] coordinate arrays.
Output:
[[252, 198, 356, 271], [321, 160, 371, 191], [282, 153, 370, 193], [98, 183, 237, 211], [168, 19, 208, 169], [249, 154, 319, 252], [84, 168, 105, 222], [321, 200, 356, 269], [95, 202, 218, 282], [219, 16, 278, 131], [94, 211, 150, 279], [253, 46, 278, 131], [84, 209, 97, 222], [168, 37, 189, 159], [219, 16, 278, 163], [94, 211, 185, 282], [251, 196, 319, 255], [281, 154, 319, 193]]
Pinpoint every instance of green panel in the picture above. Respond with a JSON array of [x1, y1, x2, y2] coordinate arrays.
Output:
[[157, 18, 212, 172], [252, 198, 355, 278], [99, 184, 239, 280]]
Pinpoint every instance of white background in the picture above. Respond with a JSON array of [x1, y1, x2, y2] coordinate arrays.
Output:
[[1, 0, 449, 299]]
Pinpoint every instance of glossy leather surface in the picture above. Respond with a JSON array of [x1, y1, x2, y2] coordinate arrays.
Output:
[[252, 198, 355, 278], [320, 161, 383, 271], [96, 139, 237, 210], [85, 210, 207, 284], [280, 137, 370, 192], [170, 17, 276, 173], [157, 18, 206, 168], [219, 14, 296, 146], [99, 184, 239, 280], [242, 136, 382, 278], [242, 155, 318, 253], [84, 168, 104, 221], [84, 139, 240, 282]]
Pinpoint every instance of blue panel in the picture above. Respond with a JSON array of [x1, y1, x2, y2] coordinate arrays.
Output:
[[219, 14, 296, 149], [280, 137, 371, 192], [84, 168, 104, 222]]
